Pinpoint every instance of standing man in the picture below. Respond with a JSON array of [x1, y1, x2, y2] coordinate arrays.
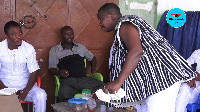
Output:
[[97, 3, 197, 112], [0, 21, 46, 112], [49, 26, 104, 101]]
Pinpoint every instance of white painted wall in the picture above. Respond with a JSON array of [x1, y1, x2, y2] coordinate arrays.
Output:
[[157, 0, 200, 14], [119, 0, 157, 28]]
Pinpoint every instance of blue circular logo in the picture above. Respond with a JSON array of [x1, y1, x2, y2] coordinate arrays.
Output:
[[166, 8, 186, 28]]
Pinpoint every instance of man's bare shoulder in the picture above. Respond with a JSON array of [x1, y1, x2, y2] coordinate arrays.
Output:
[[120, 21, 138, 31]]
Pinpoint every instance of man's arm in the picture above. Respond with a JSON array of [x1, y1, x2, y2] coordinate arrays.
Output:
[[19, 44, 40, 101], [49, 68, 59, 75], [49, 68, 69, 77], [0, 80, 7, 89], [19, 71, 37, 101], [83, 44, 97, 75], [105, 21, 143, 93], [89, 56, 97, 75]]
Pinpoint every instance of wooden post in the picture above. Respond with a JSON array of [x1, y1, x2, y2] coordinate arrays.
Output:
[[11, 0, 16, 21]]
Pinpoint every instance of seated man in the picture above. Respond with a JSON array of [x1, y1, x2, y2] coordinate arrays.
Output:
[[0, 21, 47, 112], [49, 25, 105, 101], [176, 49, 200, 112]]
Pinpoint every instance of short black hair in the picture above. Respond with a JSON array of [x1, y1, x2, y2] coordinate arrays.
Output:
[[61, 25, 74, 34], [4, 21, 21, 35], [97, 3, 120, 18]]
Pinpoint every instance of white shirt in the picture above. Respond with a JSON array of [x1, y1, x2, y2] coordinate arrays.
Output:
[[187, 49, 200, 73], [187, 49, 200, 90], [0, 39, 39, 90]]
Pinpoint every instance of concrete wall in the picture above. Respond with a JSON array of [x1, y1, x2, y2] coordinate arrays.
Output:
[[119, 0, 157, 28]]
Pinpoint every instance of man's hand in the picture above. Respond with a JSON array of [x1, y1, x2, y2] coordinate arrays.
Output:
[[59, 69, 69, 77], [104, 79, 123, 94], [91, 92, 100, 102], [187, 79, 196, 88], [188, 71, 200, 88], [18, 89, 29, 102]]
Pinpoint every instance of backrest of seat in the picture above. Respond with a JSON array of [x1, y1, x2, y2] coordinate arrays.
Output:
[[37, 76, 41, 88], [84, 58, 86, 68]]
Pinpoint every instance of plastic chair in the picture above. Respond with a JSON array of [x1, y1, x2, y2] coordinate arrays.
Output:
[[74, 73, 103, 98], [20, 75, 41, 112], [186, 93, 200, 112], [54, 75, 60, 103], [86, 72, 103, 82]]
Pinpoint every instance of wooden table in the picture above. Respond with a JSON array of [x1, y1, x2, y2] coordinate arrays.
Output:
[[52, 102, 137, 112], [0, 94, 23, 112]]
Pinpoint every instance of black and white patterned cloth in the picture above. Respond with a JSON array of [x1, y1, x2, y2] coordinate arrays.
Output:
[[108, 15, 196, 106]]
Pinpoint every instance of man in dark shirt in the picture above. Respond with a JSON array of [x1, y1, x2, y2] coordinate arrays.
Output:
[[48, 26, 104, 101]]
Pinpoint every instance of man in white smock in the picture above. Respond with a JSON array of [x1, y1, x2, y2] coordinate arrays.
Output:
[[0, 21, 47, 112], [176, 49, 200, 112]]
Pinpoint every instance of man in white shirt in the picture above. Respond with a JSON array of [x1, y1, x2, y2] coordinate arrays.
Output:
[[176, 49, 200, 112], [0, 21, 46, 112]]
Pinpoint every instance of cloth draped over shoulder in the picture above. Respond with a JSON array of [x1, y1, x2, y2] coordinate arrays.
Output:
[[109, 15, 196, 104]]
